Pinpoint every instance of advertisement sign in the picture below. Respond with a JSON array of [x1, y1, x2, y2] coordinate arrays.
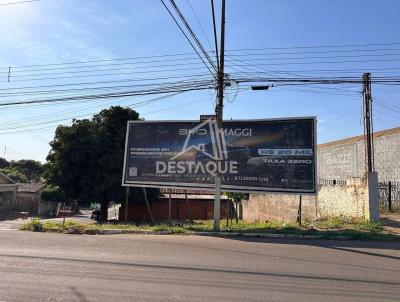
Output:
[[122, 117, 316, 193]]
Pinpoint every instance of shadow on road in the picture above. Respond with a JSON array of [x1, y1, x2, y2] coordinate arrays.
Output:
[[1, 252, 399, 287], [207, 236, 400, 261]]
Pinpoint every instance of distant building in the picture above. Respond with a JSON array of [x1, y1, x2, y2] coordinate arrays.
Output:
[[120, 188, 230, 221], [318, 127, 400, 182], [16, 183, 46, 215], [0, 172, 18, 216]]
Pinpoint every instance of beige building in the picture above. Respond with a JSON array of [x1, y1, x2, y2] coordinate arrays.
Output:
[[0, 172, 18, 217], [15, 183, 46, 215]]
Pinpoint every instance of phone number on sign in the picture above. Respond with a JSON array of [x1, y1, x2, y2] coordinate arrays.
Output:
[[234, 176, 269, 182]]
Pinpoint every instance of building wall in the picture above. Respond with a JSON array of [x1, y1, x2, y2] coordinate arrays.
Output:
[[243, 178, 370, 222], [317, 179, 368, 219], [0, 191, 15, 209], [318, 133, 400, 182], [373, 134, 400, 181], [242, 193, 317, 222], [15, 192, 40, 214], [120, 198, 230, 221]]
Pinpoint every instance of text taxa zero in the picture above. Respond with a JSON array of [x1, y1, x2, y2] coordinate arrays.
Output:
[[263, 159, 313, 164]]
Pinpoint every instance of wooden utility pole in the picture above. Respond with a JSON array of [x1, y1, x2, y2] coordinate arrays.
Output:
[[213, 0, 225, 231], [362, 73, 374, 172]]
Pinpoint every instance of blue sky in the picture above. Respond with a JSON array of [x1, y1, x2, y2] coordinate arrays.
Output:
[[0, 0, 399, 162]]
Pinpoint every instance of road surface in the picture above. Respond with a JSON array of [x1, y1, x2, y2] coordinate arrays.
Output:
[[0, 231, 399, 301]]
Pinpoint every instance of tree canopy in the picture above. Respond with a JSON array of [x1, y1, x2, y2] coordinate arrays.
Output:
[[224, 192, 248, 203], [0, 158, 43, 182], [0, 157, 9, 169], [45, 106, 156, 221]]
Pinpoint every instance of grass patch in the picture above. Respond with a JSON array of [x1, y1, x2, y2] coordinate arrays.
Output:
[[19, 217, 399, 241], [314, 217, 384, 233]]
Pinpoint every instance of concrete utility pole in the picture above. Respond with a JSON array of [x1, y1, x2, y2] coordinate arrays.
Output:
[[362, 72, 379, 222], [362, 73, 374, 172], [213, 0, 225, 231]]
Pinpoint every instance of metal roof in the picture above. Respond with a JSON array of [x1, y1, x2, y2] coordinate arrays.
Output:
[[17, 183, 46, 193], [318, 126, 400, 149]]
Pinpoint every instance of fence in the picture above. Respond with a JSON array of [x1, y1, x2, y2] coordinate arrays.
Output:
[[318, 178, 364, 186], [319, 178, 348, 186], [378, 181, 400, 211]]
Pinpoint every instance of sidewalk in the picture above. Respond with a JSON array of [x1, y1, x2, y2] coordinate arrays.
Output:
[[380, 211, 400, 235], [0, 218, 30, 231]]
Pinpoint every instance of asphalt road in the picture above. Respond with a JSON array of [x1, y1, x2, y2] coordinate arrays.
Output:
[[0, 231, 399, 302]]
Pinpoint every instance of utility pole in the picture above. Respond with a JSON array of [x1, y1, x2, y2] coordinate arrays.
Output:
[[213, 0, 225, 231], [362, 73, 374, 172]]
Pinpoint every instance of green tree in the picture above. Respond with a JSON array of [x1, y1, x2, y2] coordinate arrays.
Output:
[[45, 119, 96, 205], [41, 185, 66, 202], [0, 157, 9, 169], [0, 159, 43, 182], [0, 168, 28, 182], [9, 159, 44, 181], [45, 106, 157, 221]]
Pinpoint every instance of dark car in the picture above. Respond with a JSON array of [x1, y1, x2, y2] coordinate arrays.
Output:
[[91, 209, 101, 221]]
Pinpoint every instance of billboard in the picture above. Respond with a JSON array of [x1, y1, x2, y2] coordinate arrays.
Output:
[[122, 117, 316, 193]]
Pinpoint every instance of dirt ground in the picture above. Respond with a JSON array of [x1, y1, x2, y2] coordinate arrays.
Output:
[[380, 211, 400, 234]]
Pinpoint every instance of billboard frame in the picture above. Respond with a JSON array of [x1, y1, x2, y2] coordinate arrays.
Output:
[[122, 117, 317, 194]]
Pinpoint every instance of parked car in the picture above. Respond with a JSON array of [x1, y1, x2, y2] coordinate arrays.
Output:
[[91, 209, 101, 221]]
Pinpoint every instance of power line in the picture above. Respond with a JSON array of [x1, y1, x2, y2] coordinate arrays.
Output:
[[374, 107, 400, 119], [1, 71, 211, 83], [0, 0, 39, 6], [4, 64, 208, 80], [160, 0, 216, 78], [2, 43, 399, 72], [0, 92, 191, 134], [0, 55, 209, 74], [225, 52, 400, 63], [186, 0, 213, 50], [226, 67, 400, 74], [0, 81, 212, 108], [0, 78, 212, 98], [225, 42, 400, 52], [226, 47, 400, 56], [2, 51, 207, 70], [225, 57, 400, 67], [0, 92, 185, 131], [0, 73, 211, 92], [373, 98, 400, 114], [168, 0, 217, 71]]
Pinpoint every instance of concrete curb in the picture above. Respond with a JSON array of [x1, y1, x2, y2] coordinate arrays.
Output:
[[28, 227, 399, 240], [194, 231, 327, 239], [91, 229, 336, 239]]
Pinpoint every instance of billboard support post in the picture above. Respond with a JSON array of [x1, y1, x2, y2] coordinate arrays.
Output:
[[168, 190, 172, 225], [142, 188, 155, 225], [124, 186, 129, 221], [297, 195, 302, 225], [185, 192, 193, 223]]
